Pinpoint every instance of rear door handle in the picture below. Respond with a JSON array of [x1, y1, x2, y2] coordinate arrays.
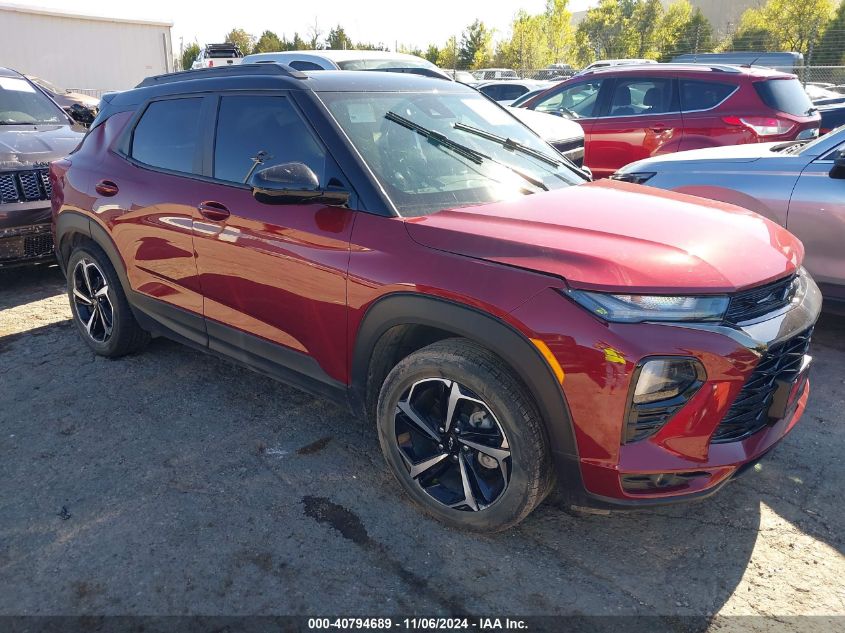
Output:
[[197, 201, 230, 222], [95, 180, 119, 196], [650, 125, 669, 132]]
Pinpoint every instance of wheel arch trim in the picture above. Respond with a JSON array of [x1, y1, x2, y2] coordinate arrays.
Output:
[[350, 292, 582, 466]]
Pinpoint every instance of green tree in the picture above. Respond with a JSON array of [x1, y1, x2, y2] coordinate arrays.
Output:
[[424, 44, 441, 64], [545, 0, 574, 64], [574, 0, 631, 66], [655, 1, 714, 60], [727, 0, 834, 56], [437, 36, 460, 69], [814, 0, 845, 64], [628, 0, 663, 58], [459, 20, 494, 69], [292, 33, 307, 50], [225, 28, 255, 55], [326, 25, 353, 50], [497, 11, 549, 71], [253, 30, 283, 54], [181, 42, 200, 70]]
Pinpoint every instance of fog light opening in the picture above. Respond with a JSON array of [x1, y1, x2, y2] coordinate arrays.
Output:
[[623, 357, 705, 443], [621, 471, 710, 493]]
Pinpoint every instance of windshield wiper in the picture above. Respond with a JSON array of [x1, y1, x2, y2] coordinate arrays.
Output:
[[452, 121, 562, 167], [384, 111, 548, 192]]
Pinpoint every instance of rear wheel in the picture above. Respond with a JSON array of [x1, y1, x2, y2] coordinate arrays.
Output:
[[376, 338, 552, 532], [67, 245, 149, 357]]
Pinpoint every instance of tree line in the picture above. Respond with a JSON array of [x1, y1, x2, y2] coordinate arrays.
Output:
[[182, 0, 845, 72]]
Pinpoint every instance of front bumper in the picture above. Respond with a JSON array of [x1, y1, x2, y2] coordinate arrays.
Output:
[[511, 273, 823, 509], [0, 222, 55, 267]]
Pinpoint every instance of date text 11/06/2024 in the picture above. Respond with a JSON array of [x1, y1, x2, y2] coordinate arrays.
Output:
[[307, 618, 528, 630]]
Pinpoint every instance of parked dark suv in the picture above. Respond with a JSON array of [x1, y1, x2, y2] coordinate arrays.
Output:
[[0, 67, 83, 267], [53, 64, 821, 531], [519, 64, 821, 178]]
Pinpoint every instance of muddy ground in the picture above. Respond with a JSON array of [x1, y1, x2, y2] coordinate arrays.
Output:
[[1, 265, 843, 629]]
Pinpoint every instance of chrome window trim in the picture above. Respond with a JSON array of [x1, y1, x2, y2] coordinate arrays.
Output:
[[598, 109, 682, 119]]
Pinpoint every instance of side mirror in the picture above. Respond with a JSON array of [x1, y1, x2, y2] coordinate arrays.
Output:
[[829, 154, 845, 179], [249, 162, 350, 207]]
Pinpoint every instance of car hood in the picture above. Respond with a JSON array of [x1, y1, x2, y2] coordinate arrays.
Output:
[[404, 180, 802, 293], [63, 91, 100, 107], [507, 107, 583, 142], [0, 125, 82, 169], [620, 143, 788, 172]]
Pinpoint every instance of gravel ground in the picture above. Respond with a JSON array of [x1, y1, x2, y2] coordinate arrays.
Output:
[[1, 264, 843, 626]]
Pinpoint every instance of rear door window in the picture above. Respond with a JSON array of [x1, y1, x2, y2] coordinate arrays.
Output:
[[131, 98, 204, 174], [680, 80, 737, 111], [754, 78, 813, 116], [212, 95, 326, 185]]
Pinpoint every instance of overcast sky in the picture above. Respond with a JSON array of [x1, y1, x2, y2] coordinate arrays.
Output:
[[9, 0, 595, 52]]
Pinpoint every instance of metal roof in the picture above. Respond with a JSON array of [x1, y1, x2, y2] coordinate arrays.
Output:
[[0, 2, 172, 27]]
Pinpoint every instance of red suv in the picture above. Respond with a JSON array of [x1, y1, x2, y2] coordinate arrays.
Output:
[[52, 64, 821, 531], [519, 64, 821, 178]]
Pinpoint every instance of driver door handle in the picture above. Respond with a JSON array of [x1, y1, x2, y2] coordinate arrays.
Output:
[[95, 180, 119, 197], [197, 201, 230, 222]]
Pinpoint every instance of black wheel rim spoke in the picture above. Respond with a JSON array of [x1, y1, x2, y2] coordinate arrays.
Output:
[[394, 378, 511, 512]]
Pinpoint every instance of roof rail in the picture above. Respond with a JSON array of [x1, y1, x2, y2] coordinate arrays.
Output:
[[578, 62, 745, 76], [136, 63, 307, 88]]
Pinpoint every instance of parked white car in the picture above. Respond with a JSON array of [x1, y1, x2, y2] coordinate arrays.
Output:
[[192, 43, 244, 69], [506, 106, 585, 168], [577, 58, 656, 74], [472, 68, 519, 81], [477, 80, 551, 105], [243, 49, 442, 74]]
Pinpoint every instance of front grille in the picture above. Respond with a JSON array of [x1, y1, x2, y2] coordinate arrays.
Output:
[[0, 224, 53, 261], [552, 139, 585, 167], [711, 328, 813, 443], [0, 168, 52, 204], [24, 232, 54, 258], [725, 275, 797, 324]]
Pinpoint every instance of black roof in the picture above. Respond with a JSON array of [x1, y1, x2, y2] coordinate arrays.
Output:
[[112, 63, 470, 109]]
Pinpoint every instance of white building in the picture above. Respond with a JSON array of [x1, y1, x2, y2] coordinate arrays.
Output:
[[0, 2, 173, 94]]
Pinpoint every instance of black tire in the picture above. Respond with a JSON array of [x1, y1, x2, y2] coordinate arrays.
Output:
[[376, 338, 552, 532], [66, 244, 150, 357]]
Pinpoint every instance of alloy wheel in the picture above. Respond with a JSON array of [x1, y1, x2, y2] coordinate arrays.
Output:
[[394, 378, 511, 511], [71, 258, 114, 343]]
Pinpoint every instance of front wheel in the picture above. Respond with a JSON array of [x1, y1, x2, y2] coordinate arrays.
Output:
[[376, 338, 552, 532]]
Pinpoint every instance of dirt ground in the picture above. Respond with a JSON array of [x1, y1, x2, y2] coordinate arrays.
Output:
[[1, 264, 843, 627]]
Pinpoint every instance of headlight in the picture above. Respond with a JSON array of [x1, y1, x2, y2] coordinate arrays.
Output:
[[610, 171, 655, 184], [565, 290, 729, 323]]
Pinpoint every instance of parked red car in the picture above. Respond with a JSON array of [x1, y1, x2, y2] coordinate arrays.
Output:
[[52, 65, 821, 531], [519, 64, 821, 178]]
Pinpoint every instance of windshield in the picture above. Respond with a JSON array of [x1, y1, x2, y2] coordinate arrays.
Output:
[[0, 77, 66, 125], [338, 58, 437, 71], [319, 91, 584, 217]]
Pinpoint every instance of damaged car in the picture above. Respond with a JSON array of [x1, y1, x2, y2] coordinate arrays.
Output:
[[0, 68, 82, 266]]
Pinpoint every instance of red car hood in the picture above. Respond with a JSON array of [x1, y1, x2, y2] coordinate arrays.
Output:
[[404, 180, 803, 293]]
